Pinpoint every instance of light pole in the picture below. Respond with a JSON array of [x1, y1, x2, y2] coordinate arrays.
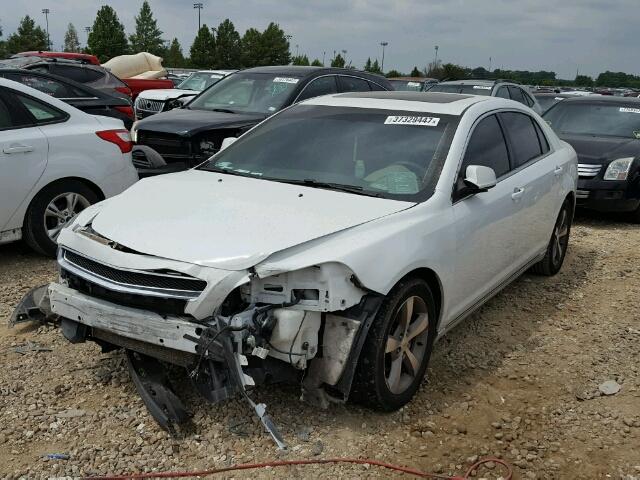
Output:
[[193, 3, 203, 30], [434, 45, 439, 68], [322, 51, 326, 66], [295, 44, 299, 57], [489, 56, 492, 73], [42, 9, 51, 50], [380, 41, 388, 72]]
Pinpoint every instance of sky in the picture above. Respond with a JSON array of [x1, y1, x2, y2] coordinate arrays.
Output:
[[1, 0, 638, 80]]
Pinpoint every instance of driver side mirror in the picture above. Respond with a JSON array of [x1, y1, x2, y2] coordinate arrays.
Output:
[[220, 137, 237, 151], [463, 165, 497, 192]]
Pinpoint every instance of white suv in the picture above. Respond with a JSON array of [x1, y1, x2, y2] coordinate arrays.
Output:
[[134, 70, 235, 119], [0, 79, 138, 256], [42, 91, 576, 436]]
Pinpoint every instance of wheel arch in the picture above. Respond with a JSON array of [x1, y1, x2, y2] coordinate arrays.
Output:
[[397, 267, 443, 329], [25, 177, 105, 219]]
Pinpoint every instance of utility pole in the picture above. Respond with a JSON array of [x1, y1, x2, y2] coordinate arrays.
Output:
[[295, 44, 299, 57], [193, 3, 203, 30], [380, 41, 388, 72], [434, 45, 439, 69], [42, 9, 51, 50], [489, 56, 492, 73]]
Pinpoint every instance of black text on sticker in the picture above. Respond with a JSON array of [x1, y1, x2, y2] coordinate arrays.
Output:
[[385, 116, 440, 126]]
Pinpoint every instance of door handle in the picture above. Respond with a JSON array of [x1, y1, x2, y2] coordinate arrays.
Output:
[[554, 166, 563, 176], [3, 144, 34, 154], [511, 187, 525, 200]]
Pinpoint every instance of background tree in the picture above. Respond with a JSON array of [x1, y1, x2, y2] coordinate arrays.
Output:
[[410, 66, 422, 77], [5, 15, 47, 54], [164, 38, 185, 67], [370, 59, 382, 74], [259, 23, 290, 65], [386, 69, 402, 77], [240, 28, 262, 68], [87, 6, 128, 62], [363, 57, 372, 71], [440, 63, 469, 80], [214, 19, 241, 68], [129, 1, 164, 56], [331, 53, 345, 68], [291, 54, 309, 66], [574, 75, 594, 87], [310, 58, 323, 67], [190, 25, 215, 68], [63, 23, 81, 52], [0, 23, 6, 58]]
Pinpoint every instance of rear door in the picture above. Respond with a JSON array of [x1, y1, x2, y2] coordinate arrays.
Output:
[[499, 111, 557, 260], [0, 88, 49, 231], [449, 113, 525, 322]]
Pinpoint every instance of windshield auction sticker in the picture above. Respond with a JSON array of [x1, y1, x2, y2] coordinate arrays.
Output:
[[473, 85, 492, 90], [385, 116, 440, 127], [620, 107, 640, 114], [273, 77, 299, 84]]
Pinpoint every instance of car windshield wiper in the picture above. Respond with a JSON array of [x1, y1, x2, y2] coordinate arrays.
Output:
[[210, 108, 236, 114], [200, 165, 249, 176], [274, 178, 384, 197]]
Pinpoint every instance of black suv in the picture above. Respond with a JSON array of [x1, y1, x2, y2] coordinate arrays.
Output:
[[131, 66, 391, 176], [543, 96, 640, 219]]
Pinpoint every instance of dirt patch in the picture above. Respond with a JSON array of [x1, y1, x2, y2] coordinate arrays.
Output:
[[0, 215, 638, 479]]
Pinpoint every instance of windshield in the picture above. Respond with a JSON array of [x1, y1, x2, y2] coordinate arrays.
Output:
[[187, 72, 301, 114], [544, 102, 640, 138], [428, 84, 493, 96], [389, 80, 424, 92], [178, 72, 224, 91], [199, 105, 458, 200]]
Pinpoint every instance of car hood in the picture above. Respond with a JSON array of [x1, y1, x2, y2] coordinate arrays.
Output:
[[138, 89, 198, 101], [560, 134, 640, 164], [89, 170, 414, 270], [136, 108, 267, 136]]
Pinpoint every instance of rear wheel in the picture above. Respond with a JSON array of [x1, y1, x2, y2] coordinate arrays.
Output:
[[23, 180, 97, 257], [531, 200, 572, 276], [351, 278, 436, 411]]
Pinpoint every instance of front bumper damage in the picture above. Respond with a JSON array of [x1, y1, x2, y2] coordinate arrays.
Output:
[[12, 239, 382, 447]]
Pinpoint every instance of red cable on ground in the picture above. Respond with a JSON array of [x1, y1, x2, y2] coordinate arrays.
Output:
[[84, 457, 512, 480]]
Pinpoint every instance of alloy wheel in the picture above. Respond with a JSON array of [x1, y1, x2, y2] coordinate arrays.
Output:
[[44, 192, 90, 242], [551, 207, 570, 267], [384, 296, 430, 394]]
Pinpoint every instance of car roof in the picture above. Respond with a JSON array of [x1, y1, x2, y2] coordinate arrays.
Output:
[[389, 77, 436, 82], [561, 95, 640, 105], [303, 91, 493, 115], [239, 65, 386, 81], [439, 79, 496, 85]]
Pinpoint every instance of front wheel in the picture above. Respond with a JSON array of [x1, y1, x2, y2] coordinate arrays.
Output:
[[23, 180, 98, 257], [351, 278, 436, 411], [531, 200, 572, 276]]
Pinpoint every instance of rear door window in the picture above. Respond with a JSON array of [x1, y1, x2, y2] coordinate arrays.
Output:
[[507, 86, 526, 104], [297, 76, 338, 101], [368, 80, 386, 91], [500, 112, 543, 168], [495, 87, 510, 99], [338, 76, 371, 92]]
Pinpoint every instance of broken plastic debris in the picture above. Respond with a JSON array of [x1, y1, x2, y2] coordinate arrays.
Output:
[[598, 380, 621, 396]]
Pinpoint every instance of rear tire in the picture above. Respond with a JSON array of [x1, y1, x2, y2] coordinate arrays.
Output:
[[531, 199, 572, 276], [351, 278, 436, 411], [23, 180, 98, 257]]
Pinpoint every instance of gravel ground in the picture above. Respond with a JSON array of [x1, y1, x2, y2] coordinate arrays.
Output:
[[1, 213, 639, 479]]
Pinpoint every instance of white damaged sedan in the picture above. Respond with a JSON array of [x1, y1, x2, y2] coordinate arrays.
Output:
[[39, 91, 577, 441]]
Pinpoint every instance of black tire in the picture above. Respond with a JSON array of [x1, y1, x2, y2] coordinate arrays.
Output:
[[530, 199, 572, 276], [23, 180, 98, 257], [351, 278, 437, 411]]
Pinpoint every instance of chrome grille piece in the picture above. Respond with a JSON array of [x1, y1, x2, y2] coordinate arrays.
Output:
[[135, 97, 165, 113], [577, 163, 602, 178], [59, 249, 206, 299]]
